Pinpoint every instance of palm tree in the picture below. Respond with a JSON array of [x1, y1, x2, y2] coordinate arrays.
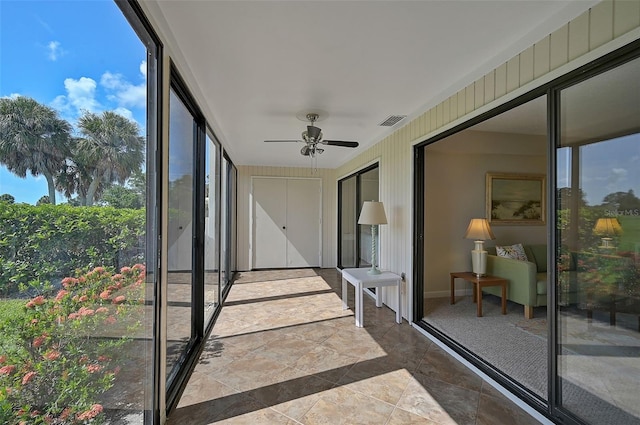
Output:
[[76, 111, 144, 206], [0, 96, 72, 204]]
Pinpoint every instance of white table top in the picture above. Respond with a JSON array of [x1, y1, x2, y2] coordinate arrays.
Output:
[[342, 268, 400, 284]]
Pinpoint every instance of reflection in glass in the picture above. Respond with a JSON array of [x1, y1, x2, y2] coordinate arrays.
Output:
[[220, 156, 229, 293], [557, 56, 640, 424], [166, 88, 194, 381], [359, 168, 379, 267], [204, 133, 219, 329], [229, 164, 237, 278], [340, 175, 357, 267]]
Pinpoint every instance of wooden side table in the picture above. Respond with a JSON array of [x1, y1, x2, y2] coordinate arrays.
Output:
[[450, 271, 507, 317]]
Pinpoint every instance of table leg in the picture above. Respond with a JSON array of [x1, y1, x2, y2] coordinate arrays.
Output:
[[342, 276, 348, 310], [450, 276, 455, 304], [501, 283, 507, 315], [375, 288, 383, 307], [476, 283, 483, 317], [356, 282, 363, 328], [396, 279, 402, 324]]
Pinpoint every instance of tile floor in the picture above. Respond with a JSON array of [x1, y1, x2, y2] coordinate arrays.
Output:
[[168, 268, 541, 425]]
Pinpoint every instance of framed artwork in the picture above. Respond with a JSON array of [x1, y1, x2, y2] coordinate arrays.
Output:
[[486, 172, 545, 225]]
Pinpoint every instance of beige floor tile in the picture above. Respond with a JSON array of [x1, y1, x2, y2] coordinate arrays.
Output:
[[299, 386, 395, 425], [417, 344, 484, 392], [386, 407, 442, 424], [337, 365, 413, 405], [167, 268, 541, 425], [292, 344, 360, 383]]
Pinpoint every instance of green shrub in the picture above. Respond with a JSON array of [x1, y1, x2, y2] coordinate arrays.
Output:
[[0, 264, 145, 424], [0, 204, 144, 296]]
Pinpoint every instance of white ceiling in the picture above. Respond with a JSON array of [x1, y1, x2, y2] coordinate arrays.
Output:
[[140, 0, 597, 168]]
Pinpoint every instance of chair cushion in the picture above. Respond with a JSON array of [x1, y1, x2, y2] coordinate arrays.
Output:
[[496, 243, 528, 261]]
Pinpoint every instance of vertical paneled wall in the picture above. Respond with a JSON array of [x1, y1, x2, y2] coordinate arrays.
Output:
[[335, 0, 640, 322], [236, 166, 337, 271]]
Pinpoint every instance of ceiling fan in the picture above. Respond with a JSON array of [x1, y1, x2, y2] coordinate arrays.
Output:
[[264, 113, 359, 157]]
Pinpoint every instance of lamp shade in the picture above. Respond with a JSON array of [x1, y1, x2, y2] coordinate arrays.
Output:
[[593, 218, 622, 236], [464, 218, 495, 241], [358, 201, 388, 225]]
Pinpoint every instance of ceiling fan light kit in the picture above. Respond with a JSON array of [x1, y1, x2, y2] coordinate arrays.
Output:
[[264, 112, 359, 160]]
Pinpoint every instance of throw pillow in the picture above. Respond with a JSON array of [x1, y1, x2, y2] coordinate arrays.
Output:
[[496, 243, 528, 261]]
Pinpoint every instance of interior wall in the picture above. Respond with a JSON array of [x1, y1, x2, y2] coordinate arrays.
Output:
[[423, 131, 547, 296], [236, 165, 337, 271], [335, 1, 640, 321]]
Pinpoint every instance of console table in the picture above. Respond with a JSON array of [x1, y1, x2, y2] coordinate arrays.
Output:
[[341, 268, 402, 327], [450, 271, 507, 317]]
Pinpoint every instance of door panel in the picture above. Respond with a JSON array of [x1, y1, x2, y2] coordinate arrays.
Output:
[[253, 178, 287, 268], [286, 179, 321, 267]]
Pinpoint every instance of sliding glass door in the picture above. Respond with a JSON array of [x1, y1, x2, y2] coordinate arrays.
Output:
[[414, 40, 640, 425], [338, 164, 379, 269], [555, 54, 640, 425], [204, 131, 220, 329], [166, 85, 198, 383]]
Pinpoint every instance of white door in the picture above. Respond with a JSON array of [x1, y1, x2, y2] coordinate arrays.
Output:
[[286, 179, 321, 267], [253, 178, 287, 268], [252, 178, 321, 269]]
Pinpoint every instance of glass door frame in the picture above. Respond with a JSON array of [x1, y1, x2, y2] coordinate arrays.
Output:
[[116, 1, 162, 423], [337, 163, 379, 269], [412, 38, 640, 425], [548, 41, 640, 425], [165, 62, 207, 411]]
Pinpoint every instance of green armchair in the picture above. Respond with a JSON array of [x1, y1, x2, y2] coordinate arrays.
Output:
[[484, 244, 548, 318]]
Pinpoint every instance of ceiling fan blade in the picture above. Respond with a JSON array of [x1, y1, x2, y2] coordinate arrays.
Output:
[[264, 140, 302, 143], [323, 140, 359, 148]]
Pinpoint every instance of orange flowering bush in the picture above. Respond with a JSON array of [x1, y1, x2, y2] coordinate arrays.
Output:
[[0, 264, 145, 424]]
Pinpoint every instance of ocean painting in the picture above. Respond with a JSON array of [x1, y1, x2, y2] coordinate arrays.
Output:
[[486, 173, 545, 224]]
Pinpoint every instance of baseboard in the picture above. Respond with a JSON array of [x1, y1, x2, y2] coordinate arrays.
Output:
[[424, 288, 472, 298]]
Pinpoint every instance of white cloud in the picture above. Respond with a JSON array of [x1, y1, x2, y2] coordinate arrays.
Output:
[[65, 77, 99, 112], [100, 61, 147, 109], [605, 167, 629, 193], [48, 61, 146, 129], [36, 16, 54, 34], [47, 41, 64, 61], [50, 95, 72, 116], [50, 77, 101, 124], [612, 168, 628, 178], [114, 107, 134, 121]]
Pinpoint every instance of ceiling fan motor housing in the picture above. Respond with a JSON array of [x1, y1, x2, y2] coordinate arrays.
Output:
[[306, 125, 322, 142]]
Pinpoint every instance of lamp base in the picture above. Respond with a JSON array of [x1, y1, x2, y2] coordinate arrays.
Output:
[[471, 240, 488, 277], [368, 266, 381, 275], [599, 237, 614, 249]]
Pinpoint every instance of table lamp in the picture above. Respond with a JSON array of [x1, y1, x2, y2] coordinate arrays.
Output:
[[593, 217, 622, 249], [464, 218, 495, 277], [358, 201, 387, 275]]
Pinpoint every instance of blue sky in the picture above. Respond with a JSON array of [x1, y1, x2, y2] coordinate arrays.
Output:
[[0, 0, 146, 204], [558, 134, 640, 206]]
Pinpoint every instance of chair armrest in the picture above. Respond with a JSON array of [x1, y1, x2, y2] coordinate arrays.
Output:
[[486, 255, 537, 305]]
